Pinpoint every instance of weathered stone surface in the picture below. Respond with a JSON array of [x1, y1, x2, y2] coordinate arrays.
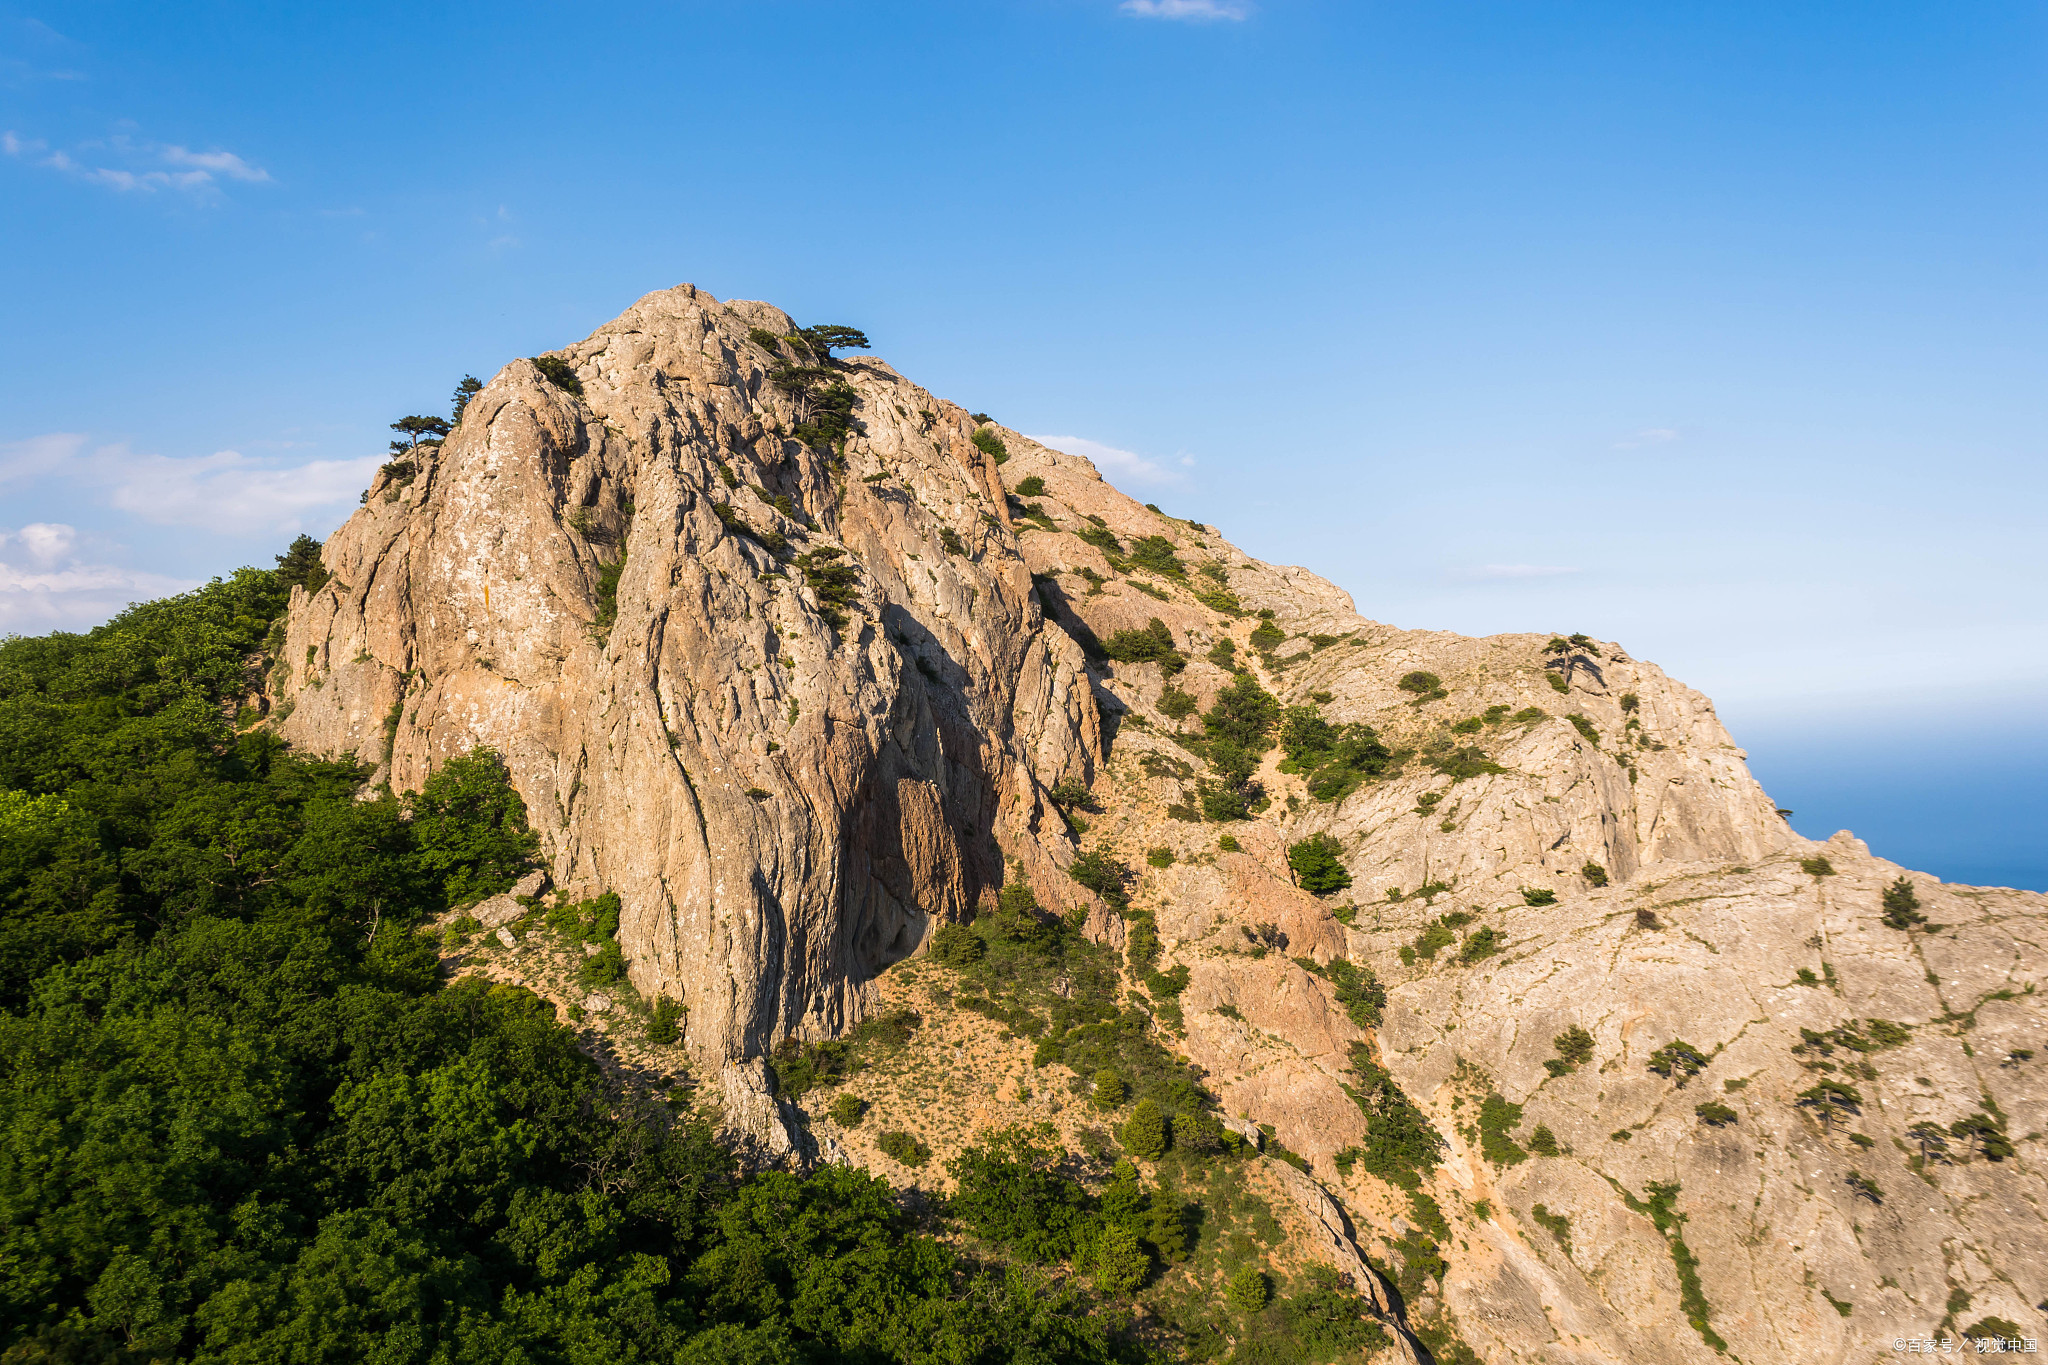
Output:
[[277, 285, 2046, 1360]]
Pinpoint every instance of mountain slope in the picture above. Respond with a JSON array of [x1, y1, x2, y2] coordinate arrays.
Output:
[[275, 284, 2047, 1361]]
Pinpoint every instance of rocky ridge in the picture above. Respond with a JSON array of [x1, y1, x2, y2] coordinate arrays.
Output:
[[275, 284, 2047, 1362]]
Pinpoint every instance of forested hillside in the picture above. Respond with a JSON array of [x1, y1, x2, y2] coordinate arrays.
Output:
[[0, 555, 1165, 1364]]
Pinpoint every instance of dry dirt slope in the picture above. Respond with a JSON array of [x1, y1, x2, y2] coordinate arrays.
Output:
[[275, 284, 2048, 1362]]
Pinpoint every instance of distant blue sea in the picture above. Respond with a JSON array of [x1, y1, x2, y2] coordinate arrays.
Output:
[[1732, 708, 2046, 894]]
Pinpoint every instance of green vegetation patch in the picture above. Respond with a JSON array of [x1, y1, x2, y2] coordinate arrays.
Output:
[[1277, 704, 1391, 803]]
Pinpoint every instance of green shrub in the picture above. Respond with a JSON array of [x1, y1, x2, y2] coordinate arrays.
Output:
[[1076, 523, 1125, 558], [530, 354, 584, 395], [1512, 706, 1546, 723], [1217, 834, 1241, 853], [1531, 1203, 1572, 1251], [877, 1130, 931, 1166], [1015, 474, 1046, 497], [1881, 876, 1926, 929], [1550, 1026, 1595, 1072], [930, 922, 986, 967], [1226, 1266, 1271, 1314], [1277, 704, 1391, 803], [646, 996, 683, 1044], [1528, 1124, 1560, 1156], [1521, 887, 1557, 906], [1047, 777, 1102, 813], [1102, 617, 1186, 674], [1144, 846, 1175, 869], [1206, 636, 1237, 668], [1068, 850, 1132, 911], [1424, 742, 1506, 781], [1460, 925, 1505, 963], [1546, 673, 1570, 694], [1800, 856, 1836, 877], [971, 426, 1009, 463], [1122, 1098, 1169, 1159], [1647, 1039, 1709, 1086], [796, 546, 859, 629], [1286, 833, 1353, 896], [1962, 1318, 2028, 1345], [1477, 1092, 1528, 1165], [1158, 685, 1197, 720], [1091, 1069, 1128, 1110], [1397, 670, 1443, 697], [1695, 1101, 1738, 1127], [1950, 1110, 2015, 1161], [1127, 535, 1185, 579], [1326, 958, 1386, 1028], [1248, 619, 1285, 651], [1091, 1221, 1150, 1294], [939, 527, 967, 556], [1582, 861, 1609, 887], [1568, 714, 1600, 746], [1204, 671, 1280, 748], [830, 1092, 866, 1127]]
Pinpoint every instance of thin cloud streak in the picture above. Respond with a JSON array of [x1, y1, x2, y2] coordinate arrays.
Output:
[[1453, 564, 1583, 581], [1027, 434, 1187, 485], [1121, 0, 1249, 19], [1612, 427, 1679, 450], [3, 128, 270, 193]]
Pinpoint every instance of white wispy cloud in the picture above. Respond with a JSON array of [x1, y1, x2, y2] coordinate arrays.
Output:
[[4, 432, 376, 535], [98, 446, 379, 532], [1612, 427, 1679, 450], [1121, 0, 1249, 20], [1027, 434, 1188, 486], [0, 522, 196, 633], [0, 432, 85, 483], [3, 128, 270, 194], [1454, 564, 1583, 581]]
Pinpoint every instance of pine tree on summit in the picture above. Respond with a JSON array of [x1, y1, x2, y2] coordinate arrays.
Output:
[[391, 415, 451, 449], [451, 374, 483, 422]]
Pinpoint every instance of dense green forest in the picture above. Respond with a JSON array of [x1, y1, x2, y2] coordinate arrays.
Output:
[[0, 556, 1148, 1364]]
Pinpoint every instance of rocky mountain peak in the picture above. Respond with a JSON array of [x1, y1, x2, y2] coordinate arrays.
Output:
[[274, 284, 2047, 1360]]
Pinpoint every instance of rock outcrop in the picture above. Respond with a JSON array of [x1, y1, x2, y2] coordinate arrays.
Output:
[[276, 284, 2047, 1362]]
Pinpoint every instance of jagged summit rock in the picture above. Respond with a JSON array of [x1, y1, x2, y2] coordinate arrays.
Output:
[[274, 283, 2047, 1361]]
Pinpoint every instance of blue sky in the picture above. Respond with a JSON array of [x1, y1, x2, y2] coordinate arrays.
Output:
[[3, 1, 2043, 887]]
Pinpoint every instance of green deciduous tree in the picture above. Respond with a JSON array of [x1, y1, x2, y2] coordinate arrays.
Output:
[[1286, 833, 1353, 896]]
